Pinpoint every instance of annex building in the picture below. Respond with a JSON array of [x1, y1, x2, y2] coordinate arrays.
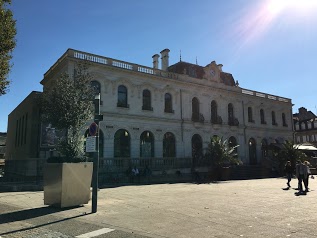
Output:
[[5, 48, 293, 179]]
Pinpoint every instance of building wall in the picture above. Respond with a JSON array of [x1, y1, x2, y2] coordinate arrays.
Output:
[[41, 49, 293, 165], [6, 49, 293, 176], [294, 108, 317, 146], [6, 91, 42, 160]]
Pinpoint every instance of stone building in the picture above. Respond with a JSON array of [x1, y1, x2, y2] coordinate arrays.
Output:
[[294, 107, 317, 147], [5, 48, 293, 178]]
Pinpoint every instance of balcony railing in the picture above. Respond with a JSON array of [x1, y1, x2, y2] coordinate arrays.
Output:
[[211, 115, 223, 124], [192, 113, 205, 123], [228, 118, 239, 126]]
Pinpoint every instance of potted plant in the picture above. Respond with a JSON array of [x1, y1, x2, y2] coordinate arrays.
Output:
[[204, 136, 241, 181], [41, 62, 95, 208]]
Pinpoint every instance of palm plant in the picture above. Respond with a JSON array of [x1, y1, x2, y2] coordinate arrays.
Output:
[[273, 140, 307, 172], [204, 136, 241, 167]]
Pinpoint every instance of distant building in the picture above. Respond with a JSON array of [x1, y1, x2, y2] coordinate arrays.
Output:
[[0, 132, 6, 159], [5, 48, 293, 178], [294, 107, 317, 147], [0, 132, 6, 174], [5, 91, 42, 178]]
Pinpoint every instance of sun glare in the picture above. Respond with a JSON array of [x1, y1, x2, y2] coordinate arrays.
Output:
[[267, 0, 317, 16]]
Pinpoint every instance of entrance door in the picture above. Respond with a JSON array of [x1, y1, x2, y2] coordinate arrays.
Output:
[[249, 138, 257, 165]]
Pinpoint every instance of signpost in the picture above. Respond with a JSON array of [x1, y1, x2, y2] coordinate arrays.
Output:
[[91, 93, 102, 213], [89, 122, 98, 137]]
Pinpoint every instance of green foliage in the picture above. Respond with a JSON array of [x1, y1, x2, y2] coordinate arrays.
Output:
[[274, 141, 307, 168], [204, 136, 241, 167], [41, 63, 95, 161], [0, 0, 16, 95]]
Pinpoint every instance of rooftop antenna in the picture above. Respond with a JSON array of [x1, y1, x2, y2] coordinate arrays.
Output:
[[180, 50, 182, 62]]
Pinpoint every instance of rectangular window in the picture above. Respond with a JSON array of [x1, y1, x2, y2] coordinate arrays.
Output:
[[21, 116, 24, 146], [24, 113, 28, 144], [17, 118, 21, 147], [15, 120, 18, 147]]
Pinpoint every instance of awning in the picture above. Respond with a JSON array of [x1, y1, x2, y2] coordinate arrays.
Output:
[[295, 144, 317, 151]]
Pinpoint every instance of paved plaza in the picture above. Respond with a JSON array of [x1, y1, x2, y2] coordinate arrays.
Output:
[[0, 178, 317, 237]]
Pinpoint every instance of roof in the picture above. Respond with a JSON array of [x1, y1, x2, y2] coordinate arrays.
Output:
[[168, 61, 235, 86], [293, 107, 317, 122], [168, 61, 205, 79]]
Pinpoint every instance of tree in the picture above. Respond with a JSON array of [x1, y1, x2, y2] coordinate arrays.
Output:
[[204, 136, 241, 167], [0, 0, 16, 95], [41, 63, 95, 161]]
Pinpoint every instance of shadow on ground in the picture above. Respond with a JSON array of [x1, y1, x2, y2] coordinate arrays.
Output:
[[0, 206, 84, 224]]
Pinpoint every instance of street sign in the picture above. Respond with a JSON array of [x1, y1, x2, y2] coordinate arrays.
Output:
[[86, 136, 97, 152], [89, 122, 98, 136]]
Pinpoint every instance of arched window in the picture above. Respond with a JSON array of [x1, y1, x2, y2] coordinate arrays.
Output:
[[282, 113, 287, 127], [163, 132, 176, 157], [211, 100, 218, 123], [260, 109, 266, 124], [192, 134, 202, 159], [192, 97, 200, 122], [228, 103, 234, 125], [114, 129, 130, 157], [272, 111, 276, 125], [140, 131, 154, 157], [248, 107, 253, 122], [249, 138, 257, 165], [142, 89, 152, 111], [164, 93, 173, 113], [117, 85, 128, 108]]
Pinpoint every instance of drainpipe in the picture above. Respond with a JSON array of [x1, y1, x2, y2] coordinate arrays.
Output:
[[290, 107, 295, 143], [180, 89, 184, 142], [242, 101, 247, 162]]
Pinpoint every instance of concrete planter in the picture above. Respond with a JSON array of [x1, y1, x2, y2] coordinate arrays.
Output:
[[43, 162, 93, 208]]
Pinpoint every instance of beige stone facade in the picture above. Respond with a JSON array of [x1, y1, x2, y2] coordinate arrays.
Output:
[[5, 48, 294, 178], [41, 49, 293, 165]]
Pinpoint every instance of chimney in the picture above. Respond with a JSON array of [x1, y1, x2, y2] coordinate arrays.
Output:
[[217, 64, 223, 72], [160, 48, 170, 71], [152, 54, 159, 69]]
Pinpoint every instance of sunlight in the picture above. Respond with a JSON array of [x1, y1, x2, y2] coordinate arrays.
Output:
[[267, 0, 317, 16], [232, 0, 317, 48]]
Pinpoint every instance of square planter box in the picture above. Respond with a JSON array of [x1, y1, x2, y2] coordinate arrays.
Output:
[[44, 162, 93, 208]]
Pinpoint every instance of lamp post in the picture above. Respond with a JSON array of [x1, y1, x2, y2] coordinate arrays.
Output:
[[92, 93, 102, 213]]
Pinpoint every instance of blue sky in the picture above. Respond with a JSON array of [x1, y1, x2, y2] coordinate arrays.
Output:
[[1, 0, 317, 132]]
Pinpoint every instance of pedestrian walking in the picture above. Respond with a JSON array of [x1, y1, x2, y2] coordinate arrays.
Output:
[[303, 161, 311, 192], [295, 160, 307, 194], [284, 161, 293, 187], [132, 166, 139, 183]]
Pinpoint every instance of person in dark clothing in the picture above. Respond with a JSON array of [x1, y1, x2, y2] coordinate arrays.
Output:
[[303, 161, 311, 192], [284, 161, 293, 187], [296, 160, 307, 194]]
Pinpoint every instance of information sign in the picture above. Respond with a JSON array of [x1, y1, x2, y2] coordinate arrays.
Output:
[[86, 136, 96, 152]]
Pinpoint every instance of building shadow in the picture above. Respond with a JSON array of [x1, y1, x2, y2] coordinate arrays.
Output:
[[0, 206, 85, 224], [0, 206, 89, 236]]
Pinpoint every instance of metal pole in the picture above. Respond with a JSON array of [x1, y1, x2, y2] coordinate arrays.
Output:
[[92, 93, 100, 213]]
